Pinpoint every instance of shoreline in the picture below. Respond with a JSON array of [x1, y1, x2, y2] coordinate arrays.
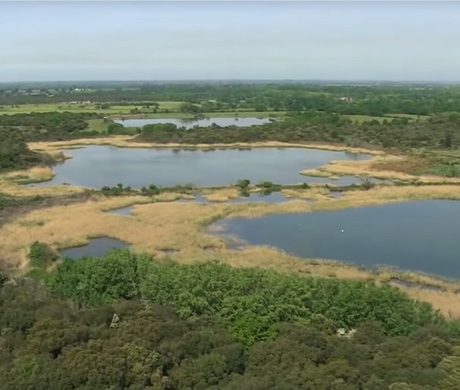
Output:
[[3, 137, 460, 316], [2, 188, 460, 317], [28, 136, 385, 155]]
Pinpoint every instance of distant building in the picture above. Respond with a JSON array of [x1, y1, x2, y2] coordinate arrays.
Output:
[[338, 96, 355, 103]]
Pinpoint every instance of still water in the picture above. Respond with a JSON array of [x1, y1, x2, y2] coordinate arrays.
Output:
[[106, 206, 133, 215], [34, 145, 371, 188], [59, 238, 127, 259], [213, 200, 460, 278], [115, 117, 270, 129]]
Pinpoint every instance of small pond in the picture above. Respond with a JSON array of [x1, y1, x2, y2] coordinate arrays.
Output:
[[59, 238, 127, 259], [32, 145, 372, 188], [115, 117, 270, 129], [212, 200, 460, 278], [106, 206, 133, 216]]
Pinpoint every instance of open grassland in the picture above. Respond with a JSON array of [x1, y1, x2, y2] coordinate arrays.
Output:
[[0, 102, 283, 119], [387, 113, 431, 120], [343, 115, 389, 124], [344, 113, 431, 124], [0, 101, 185, 115], [4, 185, 460, 317]]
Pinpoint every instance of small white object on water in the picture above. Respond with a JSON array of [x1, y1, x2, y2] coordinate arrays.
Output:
[[341, 229, 344, 233]]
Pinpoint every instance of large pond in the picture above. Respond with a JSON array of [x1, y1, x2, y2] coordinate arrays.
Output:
[[212, 200, 460, 278], [115, 117, 270, 129], [33, 145, 372, 188], [60, 237, 127, 259]]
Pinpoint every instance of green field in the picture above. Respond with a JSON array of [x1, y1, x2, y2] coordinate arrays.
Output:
[[386, 113, 431, 120], [0, 101, 185, 115], [345, 113, 431, 124], [343, 114, 389, 124], [0, 102, 285, 120]]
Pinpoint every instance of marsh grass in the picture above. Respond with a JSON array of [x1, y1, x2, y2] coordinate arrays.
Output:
[[202, 187, 240, 202], [305, 155, 460, 183], [28, 137, 385, 155], [3, 189, 460, 316], [0, 166, 86, 197]]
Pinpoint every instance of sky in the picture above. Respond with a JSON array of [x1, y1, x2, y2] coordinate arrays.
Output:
[[1, 1, 460, 82]]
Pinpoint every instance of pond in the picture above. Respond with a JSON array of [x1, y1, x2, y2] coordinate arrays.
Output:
[[59, 237, 127, 259], [33, 145, 372, 188], [106, 206, 133, 215], [115, 117, 270, 129], [212, 200, 460, 278]]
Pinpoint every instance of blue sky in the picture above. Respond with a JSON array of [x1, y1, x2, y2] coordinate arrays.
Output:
[[1, 1, 460, 81]]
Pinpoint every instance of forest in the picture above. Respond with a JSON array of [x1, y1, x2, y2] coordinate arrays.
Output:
[[0, 248, 459, 390], [3, 82, 460, 116], [135, 112, 460, 150]]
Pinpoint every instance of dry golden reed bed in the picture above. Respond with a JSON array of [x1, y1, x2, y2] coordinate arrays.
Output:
[[28, 136, 385, 155], [3, 137, 460, 317], [3, 184, 460, 317], [301, 154, 460, 183], [0, 166, 87, 197]]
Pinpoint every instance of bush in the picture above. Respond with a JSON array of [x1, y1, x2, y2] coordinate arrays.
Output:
[[236, 179, 250, 190], [28, 241, 59, 269], [48, 251, 445, 343]]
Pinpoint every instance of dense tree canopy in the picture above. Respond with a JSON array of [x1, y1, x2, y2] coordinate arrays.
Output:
[[135, 112, 460, 151], [0, 249, 459, 389]]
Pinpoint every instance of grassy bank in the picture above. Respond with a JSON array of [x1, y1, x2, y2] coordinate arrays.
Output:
[[3, 185, 460, 317], [28, 135, 384, 154]]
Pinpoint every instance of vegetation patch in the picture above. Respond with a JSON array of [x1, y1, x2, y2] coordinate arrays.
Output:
[[1, 255, 460, 389]]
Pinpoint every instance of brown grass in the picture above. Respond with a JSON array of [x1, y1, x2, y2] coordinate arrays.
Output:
[[281, 187, 331, 201], [303, 155, 460, 183], [401, 288, 460, 318], [4, 176, 460, 317], [28, 137, 384, 155], [202, 187, 240, 202], [0, 166, 87, 197]]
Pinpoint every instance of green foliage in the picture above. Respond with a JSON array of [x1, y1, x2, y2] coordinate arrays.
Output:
[[134, 111, 460, 152], [48, 251, 445, 344], [0, 130, 55, 171], [143, 122, 180, 133], [51, 249, 146, 305], [0, 254, 459, 389], [0, 112, 95, 141], [179, 102, 202, 114], [235, 179, 250, 189], [106, 122, 126, 134], [28, 241, 59, 269], [100, 183, 133, 196]]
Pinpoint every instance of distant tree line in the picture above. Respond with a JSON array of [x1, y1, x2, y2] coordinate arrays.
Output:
[[3, 83, 460, 115], [135, 112, 460, 151]]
